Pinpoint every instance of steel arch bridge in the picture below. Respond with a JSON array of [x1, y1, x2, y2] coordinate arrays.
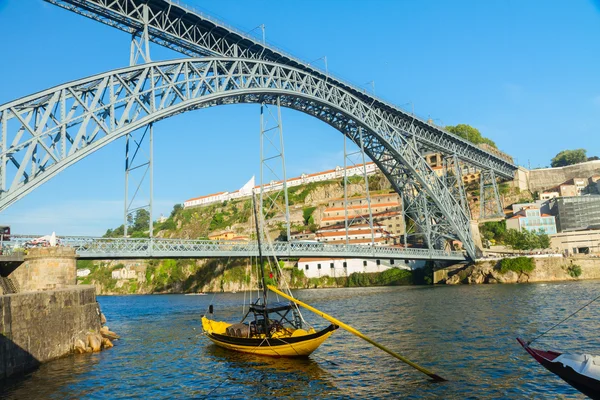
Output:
[[1, 57, 484, 258]]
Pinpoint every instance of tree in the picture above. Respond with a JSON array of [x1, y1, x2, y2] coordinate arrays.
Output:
[[588, 156, 599, 162], [445, 124, 497, 148], [551, 149, 587, 167], [132, 209, 150, 232], [504, 229, 551, 250], [170, 204, 183, 218]]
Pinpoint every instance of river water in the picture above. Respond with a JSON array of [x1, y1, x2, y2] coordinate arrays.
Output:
[[2, 281, 600, 399]]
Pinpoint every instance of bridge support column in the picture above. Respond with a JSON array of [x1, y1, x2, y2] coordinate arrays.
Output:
[[259, 97, 291, 241], [9, 247, 77, 292], [479, 169, 504, 219], [443, 154, 470, 218], [342, 128, 376, 245]]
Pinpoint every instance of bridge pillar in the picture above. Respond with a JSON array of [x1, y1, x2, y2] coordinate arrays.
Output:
[[9, 247, 77, 292], [469, 220, 485, 259]]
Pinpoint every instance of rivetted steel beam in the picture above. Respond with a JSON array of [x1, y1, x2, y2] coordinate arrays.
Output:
[[0, 58, 480, 258], [44, 0, 517, 179]]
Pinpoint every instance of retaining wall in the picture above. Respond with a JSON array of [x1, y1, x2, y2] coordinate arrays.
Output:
[[0, 286, 101, 380]]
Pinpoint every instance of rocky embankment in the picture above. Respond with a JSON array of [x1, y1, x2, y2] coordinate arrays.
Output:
[[73, 312, 119, 354], [439, 257, 600, 285]]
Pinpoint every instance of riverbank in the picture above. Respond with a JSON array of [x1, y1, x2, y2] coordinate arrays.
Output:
[[436, 256, 600, 284], [79, 258, 429, 295]]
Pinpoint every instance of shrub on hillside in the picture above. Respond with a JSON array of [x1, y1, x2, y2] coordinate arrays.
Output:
[[498, 257, 535, 274], [567, 264, 582, 278]]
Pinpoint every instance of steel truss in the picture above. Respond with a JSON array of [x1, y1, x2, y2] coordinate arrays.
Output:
[[443, 154, 470, 219], [7, 235, 466, 261], [1, 58, 482, 258], [259, 98, 291, 241], [343, 130, 375, 246], [479, 169, 504, 219], [45, 0, 516, 179]]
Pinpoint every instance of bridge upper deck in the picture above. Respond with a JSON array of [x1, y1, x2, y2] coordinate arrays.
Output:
[[46, 0, 516, 179]]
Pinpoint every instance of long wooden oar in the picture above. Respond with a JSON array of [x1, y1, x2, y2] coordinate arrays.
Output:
[[268, 285, 446, 382]]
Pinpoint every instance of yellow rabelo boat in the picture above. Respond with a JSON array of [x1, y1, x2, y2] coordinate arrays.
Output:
[[202, 196, 338, 358]]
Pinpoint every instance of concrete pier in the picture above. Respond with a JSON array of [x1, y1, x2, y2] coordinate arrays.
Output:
[[0, 286, 101, 379]]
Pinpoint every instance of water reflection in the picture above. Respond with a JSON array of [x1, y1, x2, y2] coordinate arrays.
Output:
[[1, 282, 597, 399]]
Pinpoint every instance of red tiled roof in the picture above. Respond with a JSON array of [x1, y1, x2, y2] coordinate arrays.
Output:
[[325, 202, 400, 212], [186, 191, 226, 202]]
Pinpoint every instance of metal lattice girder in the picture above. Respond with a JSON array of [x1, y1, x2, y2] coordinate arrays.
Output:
[[45, 0, 516, 179], [443, 154, 471, 219], [479, 169, 504, 219], [0, 58, 478, 258], [7, 235, 467, 261]]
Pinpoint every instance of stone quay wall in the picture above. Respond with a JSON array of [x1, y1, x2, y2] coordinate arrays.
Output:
[[527, 160, 600, 192], [9, 247, 77, 292], [0, 286, 101, 380], [436, 256, 600, 285]]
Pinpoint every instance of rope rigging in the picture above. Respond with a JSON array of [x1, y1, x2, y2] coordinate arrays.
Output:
[[528, 291, 600, 345]]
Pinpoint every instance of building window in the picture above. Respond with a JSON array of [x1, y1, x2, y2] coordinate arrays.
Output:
[[305, 265, 309, 270], [343, 262, 347, 268], [318, 264, 321, 270], [363, 260, 367, 267], [405, 260, 409, 264], [330, 263, 334, 269], [390, 259, 395, 265], [376, 259, 381, 265]]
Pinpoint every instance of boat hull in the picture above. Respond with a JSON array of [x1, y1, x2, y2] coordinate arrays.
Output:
[[202, 316, 337, 357], [517, 338, 600, 399]]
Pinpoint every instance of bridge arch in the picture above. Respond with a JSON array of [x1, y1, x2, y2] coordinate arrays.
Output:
[[0, 58, 475, 258]]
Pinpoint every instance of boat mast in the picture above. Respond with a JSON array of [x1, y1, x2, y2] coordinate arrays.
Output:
[[251, 194, 269, 323]]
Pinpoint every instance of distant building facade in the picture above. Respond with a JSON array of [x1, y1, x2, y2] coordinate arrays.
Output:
[[112, 267, 137, 280], [297, 257, 421, 279], [323, 193, 404, 236], [316, 223, 394, 246], [550, 229, 600, 255], [550, 196, 600, 232], [208, 231, 249, 241], [184, 163, 377, 209], [506, 206, 557, 235]]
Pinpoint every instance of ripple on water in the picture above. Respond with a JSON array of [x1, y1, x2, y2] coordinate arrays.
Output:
[[2, 282, 598, 399]]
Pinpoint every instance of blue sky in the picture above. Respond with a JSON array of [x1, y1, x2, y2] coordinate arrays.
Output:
[[0, 0, 599, 235]]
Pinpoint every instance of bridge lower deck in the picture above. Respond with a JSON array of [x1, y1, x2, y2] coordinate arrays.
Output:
[[4, 237, 468, 262]]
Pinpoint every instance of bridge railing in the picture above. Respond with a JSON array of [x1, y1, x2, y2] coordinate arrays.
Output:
[[5, 236, 466, 260]]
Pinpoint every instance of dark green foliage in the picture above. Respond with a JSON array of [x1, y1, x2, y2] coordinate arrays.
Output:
[[346, 268, 413, 287], [132, 209, 150, 232], [302, 207, 317, 225], [480, 220, 507, 243], [551, 149, 587, 167], [170, 204, 183, 218], [567, 264, 582, 278], [498, 257, 535, 274], [104, 225, 124, 238], [412, 262, 434, 285], [445, 124, 497, 148], [499, 183, 511, 196], [76, 259, 94, 270], [209, 212, 225, 230], [504, 229, 551, 250]]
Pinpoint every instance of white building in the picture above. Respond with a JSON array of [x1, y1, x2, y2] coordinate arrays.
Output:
[[184, 163, 378, 209], [297, 257, 424, 279], [111, 267, 138, 280], [76, 269, 91, 277]]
